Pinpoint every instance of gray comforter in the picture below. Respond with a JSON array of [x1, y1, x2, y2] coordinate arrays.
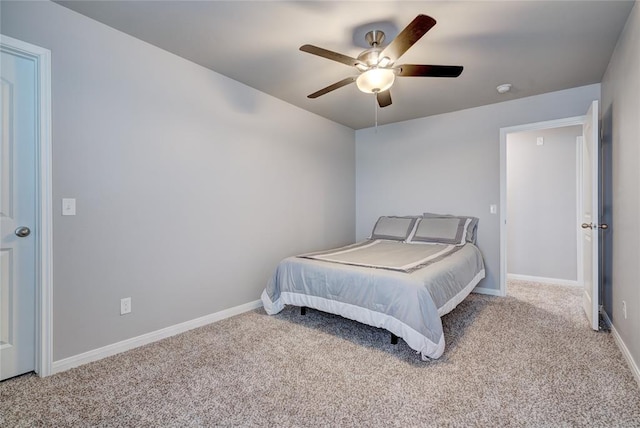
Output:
[[261, 240, 485, 360]]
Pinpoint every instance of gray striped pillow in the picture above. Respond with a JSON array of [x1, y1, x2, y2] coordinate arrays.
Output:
[[407, 217, 469, 245], [370, 216, 419, 241], [423, 213, 479, 244]]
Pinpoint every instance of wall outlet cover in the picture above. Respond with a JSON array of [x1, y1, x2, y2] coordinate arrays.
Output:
[[62, 198, 76, 216], [120, 297, 132, 315]]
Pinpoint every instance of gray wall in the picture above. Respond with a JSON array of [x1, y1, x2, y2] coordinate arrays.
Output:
[[507, 126, 581, 281], [355, 84, 600, 293], [601, 2, 640, 374], [1, 1, 355, 360]]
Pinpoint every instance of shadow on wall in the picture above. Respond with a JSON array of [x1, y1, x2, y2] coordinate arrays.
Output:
[[211, 72, 263, 114], [600, 104, 613, 320]]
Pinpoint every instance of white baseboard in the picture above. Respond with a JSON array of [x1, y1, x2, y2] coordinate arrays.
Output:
[[602, 311, 640, 388], [507, 273, 580, 287], [52, 299, 263, 375], [473, 286, 503, 297]]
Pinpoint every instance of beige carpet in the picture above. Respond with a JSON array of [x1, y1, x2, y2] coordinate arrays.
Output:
[[1, 280, 639, 427]]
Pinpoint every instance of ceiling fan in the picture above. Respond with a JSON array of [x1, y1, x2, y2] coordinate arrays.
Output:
[[300, 14, 463, 108]]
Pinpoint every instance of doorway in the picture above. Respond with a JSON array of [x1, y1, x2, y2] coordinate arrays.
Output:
[[0, 35, 53, 379], [499, 102, 601, 330], [499, 115, 588, 297], [506, 125, 583, 287]]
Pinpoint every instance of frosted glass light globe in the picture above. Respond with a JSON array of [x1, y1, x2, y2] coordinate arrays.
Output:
[[356, 68, 395, 93]]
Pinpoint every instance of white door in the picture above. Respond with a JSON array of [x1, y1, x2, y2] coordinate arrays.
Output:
[[0, 46, 37, 379], [581, 100, 599, 331]]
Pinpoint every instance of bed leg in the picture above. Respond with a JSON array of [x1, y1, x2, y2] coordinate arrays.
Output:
[[301, 306, 307, 316], [391, 333, 398, 345]]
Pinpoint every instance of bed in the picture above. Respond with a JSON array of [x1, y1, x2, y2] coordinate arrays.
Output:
[[261, 214, 486, 360]]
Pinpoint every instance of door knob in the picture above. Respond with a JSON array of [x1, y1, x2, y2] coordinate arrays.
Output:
[[581, 223, 609, 230], [14, 226, 31, 237]]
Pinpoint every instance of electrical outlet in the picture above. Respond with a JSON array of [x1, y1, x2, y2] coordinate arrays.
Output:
[[120, 297, 132, 315], [622, 300, 627, 320]]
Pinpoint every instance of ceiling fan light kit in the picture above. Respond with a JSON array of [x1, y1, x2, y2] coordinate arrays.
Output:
[[356, 68, 396, 93], [300, 14, 463, 108]]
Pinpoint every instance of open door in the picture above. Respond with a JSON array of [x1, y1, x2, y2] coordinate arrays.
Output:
[[581, 100, 601, 331], [1, 42, 38, 379]]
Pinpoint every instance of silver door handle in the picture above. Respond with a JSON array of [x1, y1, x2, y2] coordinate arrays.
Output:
[[581, 223, 609, 230], [15, 226, 31, 237]]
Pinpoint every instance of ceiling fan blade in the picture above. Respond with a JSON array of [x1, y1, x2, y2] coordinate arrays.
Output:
[[380, 15, 436, 61], [300, 45, 361, 67], [376, 90, 392, 108], [396, 64, 463, 78], [307, 76, 357, 99]]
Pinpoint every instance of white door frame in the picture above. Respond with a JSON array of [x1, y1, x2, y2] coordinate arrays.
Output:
[[1, 35, 53, 377], [499, 115, 586, 297]]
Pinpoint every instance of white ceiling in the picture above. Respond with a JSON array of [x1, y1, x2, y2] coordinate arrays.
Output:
[[56, 1, 634, 130]]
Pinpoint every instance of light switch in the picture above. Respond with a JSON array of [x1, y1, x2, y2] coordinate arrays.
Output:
[[62, 198, 76, 216], [489, 204, 497, 214], [536, 137, 544, 146]]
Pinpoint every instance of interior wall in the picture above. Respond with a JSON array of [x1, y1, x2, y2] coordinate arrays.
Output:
[[1, 1, 355, 361], [506, 126, 582, 282], [355, 84, 600, 293], [601, 1, 640, 373]]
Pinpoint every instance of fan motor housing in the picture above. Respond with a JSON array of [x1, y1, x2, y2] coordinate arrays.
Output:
[[357, 47, 383, 67]]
